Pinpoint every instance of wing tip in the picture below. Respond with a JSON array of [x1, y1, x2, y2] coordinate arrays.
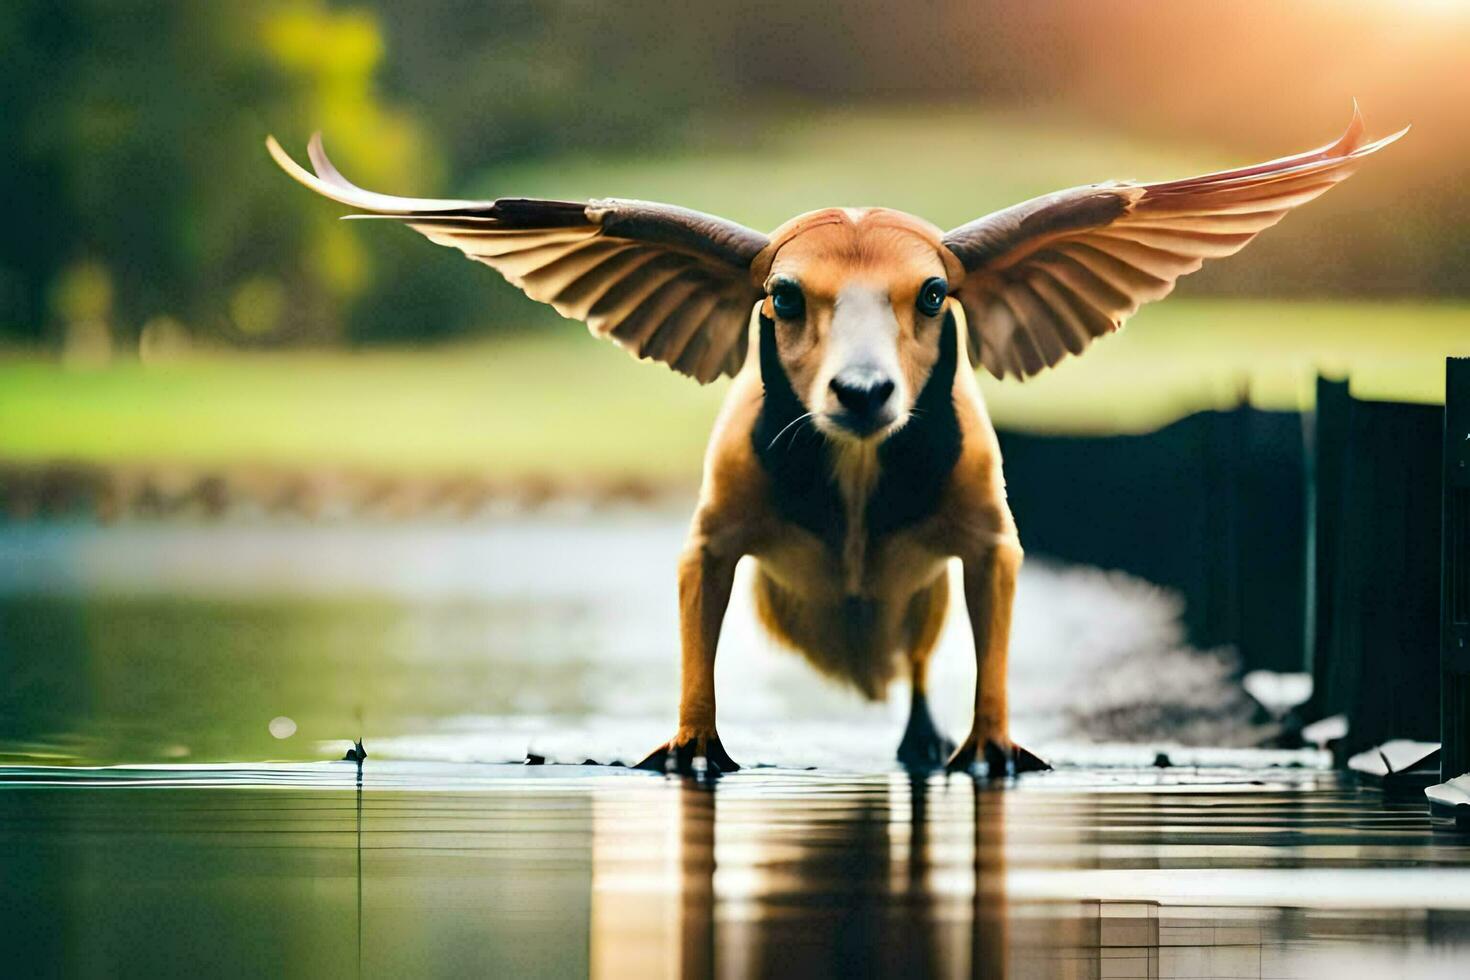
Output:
[[265, 133, 369, 210], [1338, 99, 1410, 159], [264, 131, 489, 214], [307, 131, 354, 190], [1362, 121, 1412, 156], [265, 135, 321, 191], [1324, 99, 1367, 157]]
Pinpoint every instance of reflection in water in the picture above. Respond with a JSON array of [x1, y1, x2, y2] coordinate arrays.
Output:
[[355, 759, 364, 980], [2, 517, 1468, 976], [580, 769, 1470, 979], [4, 765, 1470, 976]]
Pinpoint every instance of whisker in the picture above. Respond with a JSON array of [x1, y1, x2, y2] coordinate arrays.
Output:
[[767, 411, 815, 451], [788, 416, 820, 453]]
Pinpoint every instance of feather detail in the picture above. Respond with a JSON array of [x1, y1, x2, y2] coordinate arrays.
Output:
[[267, 134, 769, 382], [941, 105, 1407, 380]]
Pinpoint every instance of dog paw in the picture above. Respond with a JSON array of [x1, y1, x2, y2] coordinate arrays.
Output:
[[945, 736, 1050, 778], [635, 728, 741, 774], [896, 701, 956, 772], [898, 729, 956, 771]]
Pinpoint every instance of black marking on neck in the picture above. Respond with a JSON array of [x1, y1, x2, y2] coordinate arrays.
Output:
[[750, 309, 963, 551], [752, 314, 844, 549], [869, 309, 962, 536]]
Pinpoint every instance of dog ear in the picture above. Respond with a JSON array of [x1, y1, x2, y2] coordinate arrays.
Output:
[[941, 104, 1407, 380], [268, 135, 769, 383]]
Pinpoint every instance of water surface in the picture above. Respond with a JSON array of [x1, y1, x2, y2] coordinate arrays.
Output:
[[4, 763, 1469, 979], [0, 516, 1258, 766], [6, 517, 1459, 978]]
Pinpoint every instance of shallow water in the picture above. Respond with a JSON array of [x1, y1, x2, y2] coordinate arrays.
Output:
[[4, 763, 1470, 979], [0, 516, 1258, 767], [6, 516, 1461, 977]]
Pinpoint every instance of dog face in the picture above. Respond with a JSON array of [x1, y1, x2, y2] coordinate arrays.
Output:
[[756, 208, 964, 442]]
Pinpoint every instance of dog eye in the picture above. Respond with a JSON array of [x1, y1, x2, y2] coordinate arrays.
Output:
[[916, 277, 947, 317], [771, 282, 805, 320]]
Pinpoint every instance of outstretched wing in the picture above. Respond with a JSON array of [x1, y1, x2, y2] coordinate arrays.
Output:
[[268, 135, 769, 382], [941, 105, 1408, 380]]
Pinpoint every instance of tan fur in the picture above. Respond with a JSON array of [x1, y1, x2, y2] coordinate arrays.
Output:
[[829, 440, 879, 595], [654, 210, 1023, 767]]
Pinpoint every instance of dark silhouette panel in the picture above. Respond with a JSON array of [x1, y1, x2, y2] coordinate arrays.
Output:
[[1442, 358, 1470, 779], [998, 406, 1309, 674], [1310, 387, 1442, 753]]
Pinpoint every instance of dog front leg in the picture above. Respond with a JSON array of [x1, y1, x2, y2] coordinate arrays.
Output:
[[636, 536, 741, 773], [946, 541, 1047, 777]]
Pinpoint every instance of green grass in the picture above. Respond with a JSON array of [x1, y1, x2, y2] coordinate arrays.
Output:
[[978, 298, 1470, 432], [3, 299, 1467, 481], [0, 325, 722, 482], [5, 107, 1462, 481]]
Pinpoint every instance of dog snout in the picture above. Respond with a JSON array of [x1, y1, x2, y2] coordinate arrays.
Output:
[[829, 369, 895, 430]]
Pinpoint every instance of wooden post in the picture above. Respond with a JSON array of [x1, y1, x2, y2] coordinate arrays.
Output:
[[1307, 377, 1351, 721], [1442, 358, 1470, 780], [1311, 383, 1441, 756]]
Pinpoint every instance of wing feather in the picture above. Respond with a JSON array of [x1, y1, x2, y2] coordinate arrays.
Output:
[[546, 246, 664, 315], [587, 253, 690, 321], [268, 135, 768, 382], [606, 275, 704, 350], [693, 297, 751, 381], [1087, 226, 1256, 258], [1025, 271, 1095, 354], [1004, 283, 1069, 367], [644, 287, 723, 365], [1030, 265, 1119, 340], [942, 106, 1406, 379]]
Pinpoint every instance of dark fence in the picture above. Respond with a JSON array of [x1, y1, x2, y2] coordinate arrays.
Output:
[[1307, 379, 1442, 754], [997, 406, 1309, 674], [1000, 379, 1448, 757], [1443, 359, 1470, 778]]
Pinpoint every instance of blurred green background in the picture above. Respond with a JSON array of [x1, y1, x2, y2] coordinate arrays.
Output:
[[2, 0, 1467, 481]]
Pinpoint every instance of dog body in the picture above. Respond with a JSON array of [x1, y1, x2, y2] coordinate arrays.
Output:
[[269, 108, 1402, 773], [653, 207, 1024, 771]]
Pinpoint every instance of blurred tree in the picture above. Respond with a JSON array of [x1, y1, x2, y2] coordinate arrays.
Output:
[[0, 0, 1463, 350], [377, 0, 736, 165], [0, 1, 479, 348]]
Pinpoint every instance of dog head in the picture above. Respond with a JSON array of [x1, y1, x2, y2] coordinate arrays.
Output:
[[751, 208, 964, 443]]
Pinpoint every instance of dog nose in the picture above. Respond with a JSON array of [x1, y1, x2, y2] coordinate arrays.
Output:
[[829, 370, 895, 419]]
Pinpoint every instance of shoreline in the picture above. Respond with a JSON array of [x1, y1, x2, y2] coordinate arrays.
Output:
[[0, 460, 695, 523]]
